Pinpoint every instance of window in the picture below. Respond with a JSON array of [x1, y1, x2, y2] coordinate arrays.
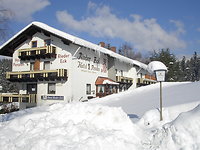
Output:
[[44, 39, 51, 46], [121, 70, 123, 76], [115, 69, 117, 74], [31, 41, 37, 48], [48, 83, 56, 94], [97, 85, 105, 93], [43, 61, 50, 70], [30, 62, 34, 71], [27, 84, 37, 94], [86, 84, 91, 95]]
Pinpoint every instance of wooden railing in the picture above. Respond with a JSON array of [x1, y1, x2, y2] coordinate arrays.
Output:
[[116, 76, 133, 83], [145, 74, 156, 81], [0, 94, 37, 103], [18, 46, 56, 60], [6, 69, 67, 82], [137, 75, 157, 87]]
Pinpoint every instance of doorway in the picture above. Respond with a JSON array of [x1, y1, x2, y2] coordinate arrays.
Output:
[[27, 84, 37, 94]]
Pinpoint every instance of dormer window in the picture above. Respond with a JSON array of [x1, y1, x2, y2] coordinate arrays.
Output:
[[44, 39, 51, 46], [32, 41, 37, 48]]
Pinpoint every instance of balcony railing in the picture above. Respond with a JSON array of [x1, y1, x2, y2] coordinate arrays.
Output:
[[145, 74, 156, 81], [18, 46, 56, 60], [0, 94, 36, 103], [116, 76, 133, 83], [6, 69, 67, 82]]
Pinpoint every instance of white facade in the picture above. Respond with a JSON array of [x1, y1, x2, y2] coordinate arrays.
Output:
[[0, 22, 153, 106]]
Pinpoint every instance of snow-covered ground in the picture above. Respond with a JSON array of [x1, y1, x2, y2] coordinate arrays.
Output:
[[0, 82, 200, 150], [91, 82, 200, 121]]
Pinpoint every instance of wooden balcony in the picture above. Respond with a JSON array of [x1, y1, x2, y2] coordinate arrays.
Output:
[[145, 74, 156, 81], [116, 76, 133, 83], [6, 69, 67, 82], [0, 94, 36, 103], [137, 75, 157, 87], [18, 46, 56, 60]]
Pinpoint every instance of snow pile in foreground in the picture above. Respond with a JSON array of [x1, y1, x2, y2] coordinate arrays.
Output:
[[0, 103, 142, 150], [0, 82, 200, 150], [0, 101, 200, 150], [142, 104, 200, 150]]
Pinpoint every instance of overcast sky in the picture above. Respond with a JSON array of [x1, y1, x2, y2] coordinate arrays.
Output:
[[1, 0, 200, 58]]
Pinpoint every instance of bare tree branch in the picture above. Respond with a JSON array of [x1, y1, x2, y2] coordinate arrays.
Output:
[[0, 7, 13, 42]]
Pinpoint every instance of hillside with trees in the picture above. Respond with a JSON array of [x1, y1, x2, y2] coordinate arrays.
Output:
[[149, 49, 200, 82], [118, 44, 200, 82]]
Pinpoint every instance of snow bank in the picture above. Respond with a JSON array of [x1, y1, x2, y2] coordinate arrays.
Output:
[[0, 103, 143, 150], [91, 82, 200, 121], [0, 82, 200, 149], [138, 101, 200, 128], [143, 104, 200, 150]]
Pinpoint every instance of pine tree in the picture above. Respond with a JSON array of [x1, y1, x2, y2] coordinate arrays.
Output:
[[185, 59, 192, 81], [190, 52, 199, 81], [150, 48, 178, 82], [179, 56, 187, 81], [0, 59, 18, 93]]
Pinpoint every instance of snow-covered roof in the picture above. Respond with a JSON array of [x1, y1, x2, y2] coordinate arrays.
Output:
[[0, 21, 147, 70], [103, 80, 119, 85]]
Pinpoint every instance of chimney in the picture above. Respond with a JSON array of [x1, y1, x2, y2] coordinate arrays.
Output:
[[110, 46, 116, 53], [99, 42, 105, 48]]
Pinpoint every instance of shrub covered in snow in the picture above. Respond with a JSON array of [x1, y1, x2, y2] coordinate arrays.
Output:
[[0, 102, 19, 114]]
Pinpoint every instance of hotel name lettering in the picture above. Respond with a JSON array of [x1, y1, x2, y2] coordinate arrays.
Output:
[[77, 52, 107, 73]]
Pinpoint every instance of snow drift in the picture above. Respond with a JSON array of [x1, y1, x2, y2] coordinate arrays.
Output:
[[0, 82, 200, 150], [143, 104, 200, 150], [0, 103, 143, 150], [91, 82, 200, 120]]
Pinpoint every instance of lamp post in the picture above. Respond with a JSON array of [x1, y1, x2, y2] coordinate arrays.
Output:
[[154, 69, 166, 121], [147, 61, 167, 121]]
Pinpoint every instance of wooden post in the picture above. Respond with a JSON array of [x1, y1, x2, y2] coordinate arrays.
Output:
[[160, 81, 163, 121]]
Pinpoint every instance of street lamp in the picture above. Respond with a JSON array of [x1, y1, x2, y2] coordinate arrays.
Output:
[[155, 69, 166, 121], [147, 61, 167, 121]]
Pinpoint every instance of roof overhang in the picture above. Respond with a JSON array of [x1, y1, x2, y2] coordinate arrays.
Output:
[[0, 21, 148, 70], [95, 77, 119, 85], [0, 23, 72, 57]]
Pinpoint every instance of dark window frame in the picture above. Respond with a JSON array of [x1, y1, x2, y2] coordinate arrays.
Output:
[[44, 39, 51, 46], [30, 62, 34, 71], [121, 70, 123, 76], [86, 84, 91, 95], [31, 41, 37, 48], [48, 83, 56, 94]]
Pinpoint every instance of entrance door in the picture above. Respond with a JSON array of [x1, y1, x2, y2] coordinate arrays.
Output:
[[34, 60, 40, 71], [27, 84, 37, 94]]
